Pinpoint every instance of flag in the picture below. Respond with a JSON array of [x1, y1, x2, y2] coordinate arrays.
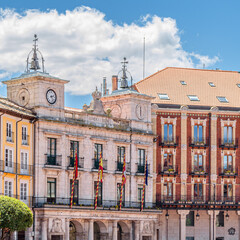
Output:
[[70, 148, 78, 208], [99, 152, 103, 182], [145, 157, 148, 186], [141, 155, 148, 211], [119, 153, 126, 211]]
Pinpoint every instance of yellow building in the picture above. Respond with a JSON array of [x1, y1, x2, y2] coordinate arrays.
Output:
[[0, 97, 35, 208]]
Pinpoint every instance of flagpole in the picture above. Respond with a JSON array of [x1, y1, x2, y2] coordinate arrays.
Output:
[[70, 167, 75, 208], [70, 149, 78, 208], [119, 153, 126, 211], [94, 152, 103, 210], [141, 155, 148, 211], [94, 171, 100, 210]]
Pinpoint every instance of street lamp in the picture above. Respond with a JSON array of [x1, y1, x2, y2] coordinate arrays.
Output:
[[196, 211, 200, 221], [226, 211, 229, 221], [165, 211, 169, 220], [166, 210, 169, 240]]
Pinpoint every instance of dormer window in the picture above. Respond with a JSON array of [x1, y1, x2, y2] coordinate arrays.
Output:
[[208, 82, 216, 87], [217, 96, 228, 103], [188, 95, 199, 101], [180, 81, 187, 85], [158, 93, 170, 100]]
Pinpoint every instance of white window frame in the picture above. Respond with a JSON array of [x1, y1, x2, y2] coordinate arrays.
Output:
[[22, 125, 28, 145], [20, 151, 28, 174], [6, 122, 12, 142], [4, 178, 13, 197], [158, 93, 170, 100], [5, 148, 13, 172], [20, 181, 28, 203]]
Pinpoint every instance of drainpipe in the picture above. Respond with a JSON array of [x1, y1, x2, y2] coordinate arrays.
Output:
[[129, 120, 132, 206], [0, 112, 5, 171], [16, 117, 23, 200], [208, 113, 211, 202]]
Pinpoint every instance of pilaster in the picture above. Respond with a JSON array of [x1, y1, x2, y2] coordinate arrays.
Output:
[[177, 210, 189, 240]]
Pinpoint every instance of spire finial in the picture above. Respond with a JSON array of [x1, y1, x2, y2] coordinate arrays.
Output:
[[120, 57, 129, 89], [26, 34, 45, 73]]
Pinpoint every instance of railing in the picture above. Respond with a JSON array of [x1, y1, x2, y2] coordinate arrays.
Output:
[[219, 167, 237, 176], [67, 156, 84, 169], [135, 163, 150, 174], [189, 137, 209, 148], [115, 161, 130, 172], [0, 160, 33, 175], [190, 166, 208, 176], [0, 194, 32, 208], [0, 160, 16, 173], [158, 164, 178, 175], [92, 158, 108, 170], [44, 154, 62, 167], [32, 197, 155, 209], [6, 132, 14, 143], [17, 163, 33, 176], [219, 138, 238, 149], [22, 135, 29, 146], [159, 136, 179, 147]]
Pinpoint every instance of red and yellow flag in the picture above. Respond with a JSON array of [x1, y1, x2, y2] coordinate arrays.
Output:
[[94, 152, 103, 210], [119, 153, 126, 211], [70, 149, 78, 208]]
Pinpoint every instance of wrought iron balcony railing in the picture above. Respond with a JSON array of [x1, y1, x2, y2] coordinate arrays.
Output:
[[0, 160, 16, 174], [219, 138, 238, 149], [44, 154, 62, 167], [158, 164, 178, 175], [189, 137, 209, 148], [22, 135, 29, 146], [92, 158, 108, 170], [6, 132, 14, 143], [115, 161, 130, 172], [190, 166, 208, 176], [135, 163, 150, 174], [67, 156, 84, 169], [159, 136, 179, 147], [219, 167, 237, 177]]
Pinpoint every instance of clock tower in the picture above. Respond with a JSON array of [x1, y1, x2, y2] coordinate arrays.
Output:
[[3, 35, 69, 119]]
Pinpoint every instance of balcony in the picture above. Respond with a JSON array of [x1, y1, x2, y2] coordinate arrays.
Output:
[[22, 135, 29, 146], [32, 197, 155, 210], [115, 161, 130, 173], [158, 165, 178, 176], [1, 195, 33, 208], [0, 160, 16, 174], [67, 156, 84, 169], [44, 154, 62, 167], [135, 163, 150, 174], [189, 137, 209, 148], [219, 138, 238, 149], [159, 136, 178, 148], [219, 167, 237, 177], [190, 166, 208, 176], [92, 158, 108, 171], [6, 132, 14, 143], [17, 163, 33, 176]]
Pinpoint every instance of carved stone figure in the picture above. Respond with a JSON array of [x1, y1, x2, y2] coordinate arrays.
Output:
[[51, 218, 64, 233]]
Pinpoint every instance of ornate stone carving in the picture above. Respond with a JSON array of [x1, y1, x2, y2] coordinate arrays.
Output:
[[51, 218, 64, 233], [142, 221, 152, 234]]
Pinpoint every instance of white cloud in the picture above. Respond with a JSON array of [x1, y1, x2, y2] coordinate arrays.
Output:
[[0, 6, 219, 95]]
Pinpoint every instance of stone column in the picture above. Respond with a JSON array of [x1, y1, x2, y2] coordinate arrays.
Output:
[[88, 220, 94, 240], [134, 221, 140, 240], [177, 210, 189, 240], [237, 211, 240, 240], [12, 231, 17, 240], [112, 221, 118, 240], [65, 218, 70, 240], [208, 210, 218, 240], [180, 111, 188, 199], [41, 218, 48, 240]]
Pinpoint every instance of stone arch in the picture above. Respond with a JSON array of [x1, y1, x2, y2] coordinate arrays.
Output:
[[118, 221, 130, 240], [118, 221, 130, 233], [94, 221, 108, 240], [94, 221, 107, 233], [69, 220, 85, 240]]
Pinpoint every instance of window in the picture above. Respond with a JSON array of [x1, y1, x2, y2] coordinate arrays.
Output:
[[164, 123, 173, 142], [223, 126, 233, 144], [186, 211, 194, 226], [194, 154, 203, 172], [6, 123, 12, 142], [20, 152, 28, 174], [186, 238, 194, 240], [217, 96, 228, 103], [216, 211, 224, 227], [223, 155, 233, 172], [163, 153, 173, 170], [208, 82, 216, 87], [22, 126, 28, 145], [94, 143, 103, 169], [224, 184, 233, 201], [47, 178, 56, 203], [180, 81, 187, 85], [188, 95, 199, 101], [138, 149, 145, 166], [237, 84, 240, 88], [117, 146, 125, 171], [158, 93, 170, 100], [194, 125, 203, 142], [137, 185, 143, 202], [194, 183, 203, 200], [163, 182, 173, 200], [70, 180, 78, 204], [47, 138, 57, 165], [5, 149, 13, 168], [4, 180, 13, 197], [117, 183, 125, 206], [94, 181, 102, 206], [20, 183, 27, 201], [70, 141, 79, 167]]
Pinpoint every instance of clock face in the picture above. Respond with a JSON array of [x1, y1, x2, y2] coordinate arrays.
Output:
[[46, 89, 57, 104]]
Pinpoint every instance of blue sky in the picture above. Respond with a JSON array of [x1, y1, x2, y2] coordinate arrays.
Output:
[[0, 0, 240, 108]]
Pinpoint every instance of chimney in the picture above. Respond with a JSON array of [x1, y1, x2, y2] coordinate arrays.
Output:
[[112, 75, 118, 92]]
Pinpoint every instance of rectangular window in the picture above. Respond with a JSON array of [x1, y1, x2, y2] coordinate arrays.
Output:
[[186, 211, 194, 226], [194, 125, 203, 142], [94, 143, 103, 169], [217, 96, 228, 103], [4, 181, 13, 197], [223, 155, 233, 172], [158, 93, 170, 100], [20, 183, 27, 201], [208, 82, 216, 87], [137, 185, 143, 202], [5, 149, 13, 168], [163, 153, 173, 170], [47, 138, 57, 165], [94, 181, 102, 206], [70, 180, 78, 204], [194, 154, 203, 172], [163, 182, 173, 200], [70, 141, 79, 167], [194, 183, 203, 200], [216, 211, 224, 227], [223, 126, 233, 144], [117, 183, 125, 206], [138, 149, 145, 173], [6, 123, 12, 142], [21, 152, 28, 170], [22, 126, 28, 145], [164, 123, 173, 142], [186, 238, 194, 240], [180, 81, 187, 85], [47, 178, 56, 203], [188, 95, 199, 101], [117, 146, 125, 171], [224, 184, 233, 201]]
